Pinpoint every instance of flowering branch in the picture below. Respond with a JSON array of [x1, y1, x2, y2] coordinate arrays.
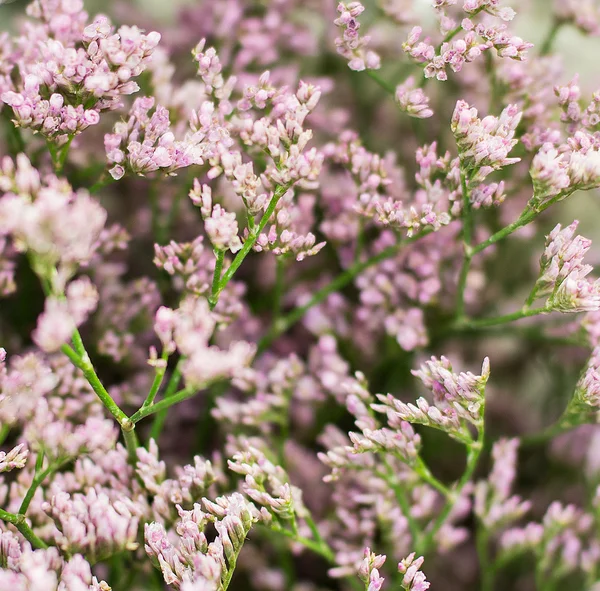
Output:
[[209, 183, 292, 309], [258, 227, 434, 351]]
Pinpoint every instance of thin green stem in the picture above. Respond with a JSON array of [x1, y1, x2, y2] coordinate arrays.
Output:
[[414, 457, 451, 497], [0, 509, 48, 549], [122, 427, 139, 463], [540, 20, 562, 56], [455, 168, 473, 319], [148, 361, 183, 442], [257, 228, 434, 352], [210, 250, 225, 306], [476, 525, 493, 591], [472, 192, 569, 256], [365, 70, 396, 95], [15, 520, 48, 549], [273, 257, 286, 326], [420, 426, 485, 553], [19, 458, 70, 515], [89, 174, 116, 194], [378, 464, 421, 547], [131, 385, 198, 423], [142, 349, 170, 408], [453, 305, 550, 331], [60, 340, 137, 461], [0, 424, 10, 446], [60, 343, 129, 426], [211, 183, 291, 308], [273, 526, 334, 561]]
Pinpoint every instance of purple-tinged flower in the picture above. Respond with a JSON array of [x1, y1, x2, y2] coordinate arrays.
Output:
[[334, 2, 381, 72], [105, 96, 230, 179], [464, 0, 516, 21], [474, 438, 531, 530], [555, 0, 600, 37], [374, 356, 489, 443], [451, 101, 521, 180], [0, 444, 28, 473], [395, 77, 434, 119], [398, 553, 430, 591]]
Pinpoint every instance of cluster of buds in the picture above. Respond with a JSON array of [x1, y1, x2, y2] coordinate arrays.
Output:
[[451, 101, 521, 181], [0, 533, 111, 590], [501, 501, 598, 582], [153, 297, 255, 387], [531, 221, 600, 313], [0, 443, 28, 473], [1, 6, 160, 143], [0, 155, 107, 289], [570, 347, 600, 413], [213, 355, 304, 434], [530, 132, 600, 202], [334, 2, 381, 72], [474, 439, 531, 530], [253, 191, 326, 261], [42, 488, 140, 563], [228, 442, 305, 522], [137, 440, 217, 524], [555, 0, 600, 37], [145, 493, 259, 589], [395, 77, 434, 119], [105, 97, 230, 179], [192, 184, 242, 254], [373, 356, 490, 443]]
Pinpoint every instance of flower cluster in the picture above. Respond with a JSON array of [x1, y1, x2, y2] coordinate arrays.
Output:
[[1, 2, 160, 143], [0, 0, 600, 589]]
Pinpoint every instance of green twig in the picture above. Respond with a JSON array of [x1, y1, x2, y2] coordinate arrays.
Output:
[[365, 70, 396, 95], [257, 227, 434, 352], [455, 168, 473, 319], [210, 183, 291, 308], [60, 343, 129, 426], [419, 425, 485, 553], [453, 305, 550, 331], [540, 20, 562, 56], [148, 361, 183, 442], [131, 385, 198, 423], [476, 526, 493, 591], [142, 349, 170, 408]]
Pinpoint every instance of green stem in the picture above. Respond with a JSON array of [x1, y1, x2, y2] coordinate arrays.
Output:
[[60, 340, 137, 461], [453, 306, 550, 331], [379, 464, 421, 547], [472, 192, 568, 256], [270, 525, 334, 562], [0, 424, 10, 446], [273, 257, 286, 325], [19, 458, 70, 515], [540, 20, 562, 56], [476, 525, 493, 591], [148, 361, 183, 442], [89, 174, 116, 194], [420, 426, 485, 553], [60, 343, 129, 425], [131, 385, 198, 423], [15, 520, 48, 549], [257, 228, 434, 352], [210, 250, 225, 306], [456, 168, 473, 319], [0, 508, 48, 549], [142, 350, 170, 408], [414, 456, 451, 497], [365, 70, 396, 95], [210, 183, 291, 308]]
